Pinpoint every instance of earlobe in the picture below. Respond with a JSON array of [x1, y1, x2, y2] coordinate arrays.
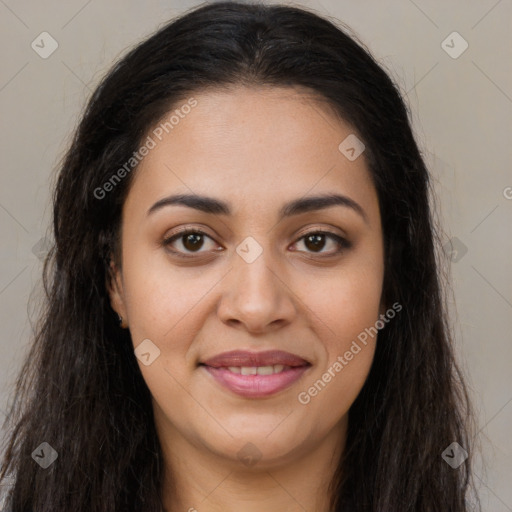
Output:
[[106, 258, 127, 324]]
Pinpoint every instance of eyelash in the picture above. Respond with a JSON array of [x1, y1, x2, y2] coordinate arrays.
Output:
[[162, 228, 350, 259]]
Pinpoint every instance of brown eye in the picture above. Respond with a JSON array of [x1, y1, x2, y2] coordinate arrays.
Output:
[[293, 231, 350, 256], [304, 233, 327, 252], [163, 229, 218, 257], [163, 228, 349, 259], [182, 232, 205, 251]]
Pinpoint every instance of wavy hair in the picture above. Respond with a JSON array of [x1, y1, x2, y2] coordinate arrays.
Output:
[[0, 1, 477, 510]]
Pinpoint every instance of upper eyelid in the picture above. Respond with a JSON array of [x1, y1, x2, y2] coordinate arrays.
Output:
[[163, 227, 347, 251], [164, 222, 347, 239]]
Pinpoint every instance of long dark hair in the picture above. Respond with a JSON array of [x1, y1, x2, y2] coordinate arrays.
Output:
[[0, 2, 478, 510]]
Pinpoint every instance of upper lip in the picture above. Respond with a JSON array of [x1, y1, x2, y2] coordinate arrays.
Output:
[[200, 350, 311, 368]]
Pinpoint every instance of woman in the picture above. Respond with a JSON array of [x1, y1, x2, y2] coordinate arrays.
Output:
[[0, 1, 478, 510]]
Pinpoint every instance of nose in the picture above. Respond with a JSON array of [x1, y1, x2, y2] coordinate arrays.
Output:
[[217, 245, 297, 334]]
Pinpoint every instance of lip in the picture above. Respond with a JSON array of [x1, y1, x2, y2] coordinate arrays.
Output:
[[201, 365, 310, 398], [199, 350, 311, 398], [200, 350, 310, 368]]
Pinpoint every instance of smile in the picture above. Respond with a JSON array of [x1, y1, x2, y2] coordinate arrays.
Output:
[[225, 364, 290, 375], [200, 364, 310, 398]]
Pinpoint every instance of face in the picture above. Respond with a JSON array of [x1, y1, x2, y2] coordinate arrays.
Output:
[[109, 85, 385, 470]]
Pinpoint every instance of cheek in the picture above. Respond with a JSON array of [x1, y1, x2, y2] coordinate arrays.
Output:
[[121, 247, 209, 341], [296, 276, 380, 427], [294, 258, 382, 412], [300, 256, 383, 341], [309, 280, 379, 381], [120, 251, 208, 398]]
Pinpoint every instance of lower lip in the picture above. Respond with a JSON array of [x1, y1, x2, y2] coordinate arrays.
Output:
[[201, 365, 310, 398]]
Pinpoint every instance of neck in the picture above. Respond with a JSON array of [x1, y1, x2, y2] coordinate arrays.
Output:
[[159, 417, 347, 512]]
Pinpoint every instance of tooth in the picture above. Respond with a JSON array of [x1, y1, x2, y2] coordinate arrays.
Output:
[[273, 364, 284, 373], [241, 366, 258, 375], [228, 366, 241, 373], [256, 365, 274, 375]]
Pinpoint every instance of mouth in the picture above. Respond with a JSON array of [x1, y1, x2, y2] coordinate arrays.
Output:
[[199, 349, 311, 368], [199, 350, 312, 398], [200, 364, 302, 375]]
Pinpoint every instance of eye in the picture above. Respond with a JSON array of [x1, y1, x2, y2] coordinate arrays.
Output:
[[163, 227, 350, 259], [291, 230, 350, 256], [162, 229, 219, 257]]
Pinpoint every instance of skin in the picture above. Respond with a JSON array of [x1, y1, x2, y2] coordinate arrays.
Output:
[[108, 85, 385, 512]]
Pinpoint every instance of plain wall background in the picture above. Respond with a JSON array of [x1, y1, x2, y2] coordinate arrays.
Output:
[[0, 0, 511, 509]]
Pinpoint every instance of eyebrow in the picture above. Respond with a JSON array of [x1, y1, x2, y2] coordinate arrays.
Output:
[[147, 192, 368, 224]]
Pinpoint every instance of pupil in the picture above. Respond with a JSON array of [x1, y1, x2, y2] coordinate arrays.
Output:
[[184, 233, 203, 251], [181, 233, 327, 253], [305, 234, 325, 252]]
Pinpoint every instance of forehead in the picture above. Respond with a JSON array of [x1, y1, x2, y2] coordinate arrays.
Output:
[[124, 85, 379, 222]]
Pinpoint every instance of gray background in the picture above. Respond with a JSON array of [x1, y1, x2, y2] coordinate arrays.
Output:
[[0, 0, 511, 509]]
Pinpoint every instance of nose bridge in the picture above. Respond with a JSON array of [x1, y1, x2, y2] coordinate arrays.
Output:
[[217, 236, 295, 331], [235, 237, 278, 294]]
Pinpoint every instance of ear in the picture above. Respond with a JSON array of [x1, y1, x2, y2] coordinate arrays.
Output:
[[106, 257, 127, 322]]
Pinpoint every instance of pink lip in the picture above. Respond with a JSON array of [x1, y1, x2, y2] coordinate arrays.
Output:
[[202, 365, 310, 398], [201, 349, 310, 368]]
